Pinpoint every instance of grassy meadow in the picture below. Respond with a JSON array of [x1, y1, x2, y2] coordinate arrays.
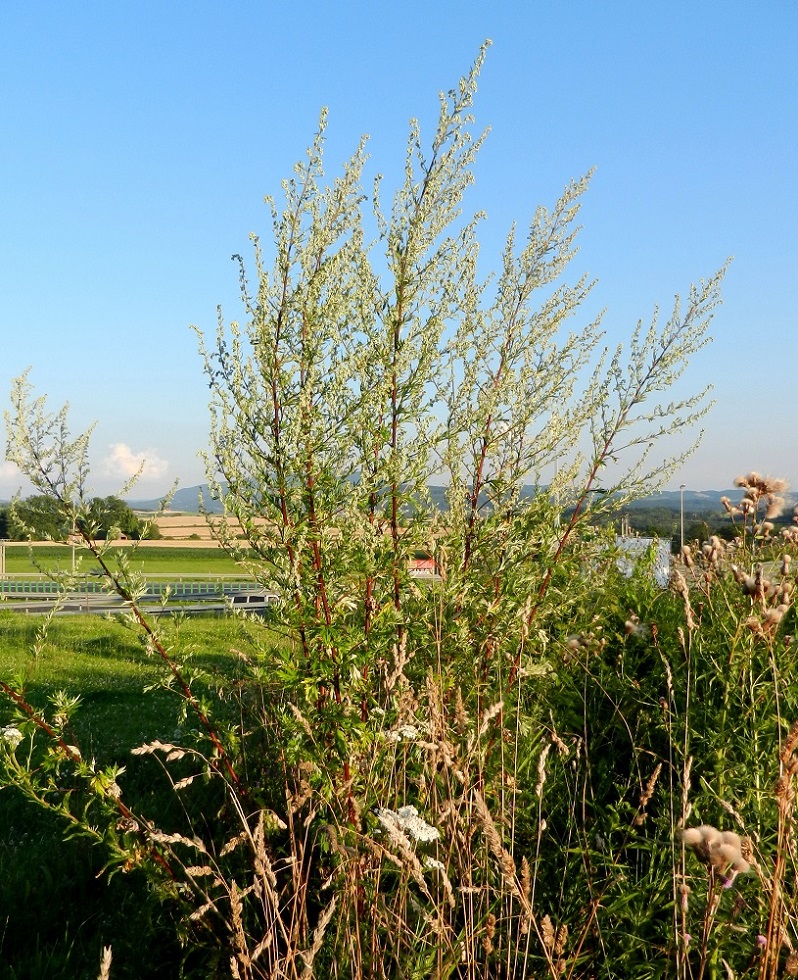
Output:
[[2, 545, 245, 578], [0, 612, 266, 979]]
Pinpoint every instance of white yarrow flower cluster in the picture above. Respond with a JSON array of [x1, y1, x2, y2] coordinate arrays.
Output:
[[376, 805, 440, 843], [1, 726, 24, 749], [423, 856, 447, 872], [384, 724, 422, 743]]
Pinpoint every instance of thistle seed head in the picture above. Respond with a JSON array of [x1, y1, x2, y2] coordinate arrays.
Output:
[[679, 823, 750, 874]]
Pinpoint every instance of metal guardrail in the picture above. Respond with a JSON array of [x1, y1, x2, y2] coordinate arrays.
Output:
[[0, 580, 277, 618], [0, 578, 256, 598]]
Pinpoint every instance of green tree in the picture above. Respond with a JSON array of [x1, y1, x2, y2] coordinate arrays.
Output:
[[8, 493, 72, 540], [7, 493, 146, 540], [80, 494, 142, 539]]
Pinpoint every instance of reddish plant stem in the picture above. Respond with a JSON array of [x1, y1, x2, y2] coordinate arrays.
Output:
[[0, 680, 77, 759], [85, 540, 246, 798], [0, 679, 178, 878]]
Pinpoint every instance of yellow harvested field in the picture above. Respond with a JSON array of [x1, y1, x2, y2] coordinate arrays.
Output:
[[119, 537, 224, 548], [126, 512, 269, 546], [13, 514, 269, 548], [156, 514, 217, 540]]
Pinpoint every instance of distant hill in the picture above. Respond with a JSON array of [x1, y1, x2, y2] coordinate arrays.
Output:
[[127, 484, 226, 514], [126, 484, 781, 516], [620, 489, 742, 511]]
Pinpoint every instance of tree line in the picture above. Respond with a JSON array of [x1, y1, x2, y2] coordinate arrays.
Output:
[[0, 494, 159, 541]]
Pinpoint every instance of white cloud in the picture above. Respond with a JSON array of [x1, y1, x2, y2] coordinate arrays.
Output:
[[101, 443, 169, 485], [0, 460, 26, 498], [0, 461, 22, 482]]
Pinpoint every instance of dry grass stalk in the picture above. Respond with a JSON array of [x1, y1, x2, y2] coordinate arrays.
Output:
[[148, 830, 207, 851], [478, 701, 503, 739], [299, 896, 338, 979], [287, 703, 315, 740], [190, 900, 218, 922], [472, 789, 526, 906], [672, 571, 697, 631], [385, 632, 411, 691], [230, 881, 251, 972], [640, 763, 662, 809], [482, 912, 497, 955], [220, 832, 248, 858], [760, 720, 798, 980], [781, 721, 798, 765], [541, 913, 555, 949], [185, 864, 217, 879], [251, 811, 278, 890], [425, 673, 446, 742], [520, 855, 531, 903], [131, 739, 184, 757], [173, 774, 198, 791], [97, 945, 112, 980], [454, 686, 470, 732], [536, 743, 552, 800]]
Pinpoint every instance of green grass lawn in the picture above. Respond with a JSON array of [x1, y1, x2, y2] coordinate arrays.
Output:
[[0, 611, 268, 979], [0, 612, 265, 751]]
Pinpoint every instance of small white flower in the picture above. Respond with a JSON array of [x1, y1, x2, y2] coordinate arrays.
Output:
[[385, 724, 421, 743], [376, 804, 440, 842], [1, 726, 23, 749]]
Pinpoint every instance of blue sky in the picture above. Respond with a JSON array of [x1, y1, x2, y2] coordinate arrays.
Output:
[[0, 2, 795, 499]]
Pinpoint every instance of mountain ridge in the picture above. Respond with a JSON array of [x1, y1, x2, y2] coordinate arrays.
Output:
[[125, 484, 781, 516]]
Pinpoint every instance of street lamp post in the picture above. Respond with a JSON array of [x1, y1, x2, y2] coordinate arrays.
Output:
[[680, 484, 686, 553]]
